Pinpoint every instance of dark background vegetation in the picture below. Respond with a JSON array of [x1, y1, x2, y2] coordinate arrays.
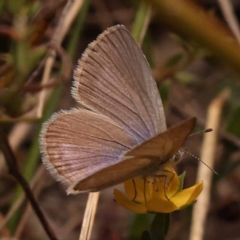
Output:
[[0, 0, 240, 239]]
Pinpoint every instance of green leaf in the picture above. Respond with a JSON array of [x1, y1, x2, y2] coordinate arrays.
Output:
[[131, 1, 150, 43], [165, 53, 184, 68], [178, 171, 186, 192], [175, 71, 197, 85], [150, 213, 170, 240], [158, 81, 170, 102], [129, 213, 154, 239], [143, 32, 154, 68]]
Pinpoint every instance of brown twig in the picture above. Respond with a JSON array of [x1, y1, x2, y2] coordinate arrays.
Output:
[[23, 45, 72, 93], [14, 167, 49, 239], [0, 130, 58, 240], [0, 123, 32, 173], [25, 53, 48, 86]]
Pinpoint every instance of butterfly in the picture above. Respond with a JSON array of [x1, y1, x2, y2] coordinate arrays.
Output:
[[40, 25, 196, 194]]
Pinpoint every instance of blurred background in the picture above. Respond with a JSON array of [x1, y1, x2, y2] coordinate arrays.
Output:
[[0, 0, 240, 239]]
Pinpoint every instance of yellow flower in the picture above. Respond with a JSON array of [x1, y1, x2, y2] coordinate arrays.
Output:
[[114, 166, 203, 214]]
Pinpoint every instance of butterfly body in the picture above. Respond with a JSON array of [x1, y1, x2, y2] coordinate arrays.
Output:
[[40, 25, 196, 194]]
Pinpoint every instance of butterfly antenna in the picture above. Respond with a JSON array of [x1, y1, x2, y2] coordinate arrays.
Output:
[[183, 149, 218, 175], [188, 128, 212, 138]]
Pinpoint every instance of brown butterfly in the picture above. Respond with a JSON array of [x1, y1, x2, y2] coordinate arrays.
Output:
[[40, 25, 196, 194]]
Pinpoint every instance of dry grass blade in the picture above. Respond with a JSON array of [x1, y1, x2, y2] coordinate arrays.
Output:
[[37, 0, 84, 119], [79, 192, 100, 240], [189, 89, 230, 240], [218, 0, 240, 45]]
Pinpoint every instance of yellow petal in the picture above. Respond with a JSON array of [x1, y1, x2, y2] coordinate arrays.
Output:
[[170, 181, 203, 208], [146, 197, 178, 213], [114, 189, 147, 214], [124, 177, 153, 203]]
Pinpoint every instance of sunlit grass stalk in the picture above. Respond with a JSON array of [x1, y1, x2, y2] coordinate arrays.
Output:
[[189, 89, 230, 240]]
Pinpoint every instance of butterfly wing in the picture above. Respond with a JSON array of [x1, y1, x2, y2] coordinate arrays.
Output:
[[72, 25, 166, 143], [68, 118, 196, 193], [124, 117, 196, 158], [40, 109, 138, 187]]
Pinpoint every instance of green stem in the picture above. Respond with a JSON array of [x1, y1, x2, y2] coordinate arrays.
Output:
[[67, 0, 91, 59], [132, 1, 151, 44]]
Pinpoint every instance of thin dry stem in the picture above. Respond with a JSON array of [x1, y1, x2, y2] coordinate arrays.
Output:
[[37, 0, 84, 119], [37, 50, 56, 119], [189, 89, 230, 240], [0, 123, 32, 173], [14, 203, 32, 238], [218, 0, 240, 45], [14, 167, 49, 239], [54, 0, 84, 45], [0, 133, 58, 240], [79, 192, 100, 240]]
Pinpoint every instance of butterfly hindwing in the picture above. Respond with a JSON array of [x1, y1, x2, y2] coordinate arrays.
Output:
[[40, 109, 137, 187]]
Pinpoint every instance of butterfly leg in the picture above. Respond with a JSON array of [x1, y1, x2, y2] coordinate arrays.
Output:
[[143, 178, 147, 203], [131, 179, 137, 201], [130, 178, 148, 203], [152, 174, 169, 200], [161, 169, 176, 186], [153, 169, 176, 201]]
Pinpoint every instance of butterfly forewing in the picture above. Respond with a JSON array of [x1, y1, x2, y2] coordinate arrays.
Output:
[[72, 25, 166, 143], [68, 118, 196, 193]]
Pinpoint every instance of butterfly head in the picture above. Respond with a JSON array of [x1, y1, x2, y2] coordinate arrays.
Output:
[[169, 149, 185, 165]]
